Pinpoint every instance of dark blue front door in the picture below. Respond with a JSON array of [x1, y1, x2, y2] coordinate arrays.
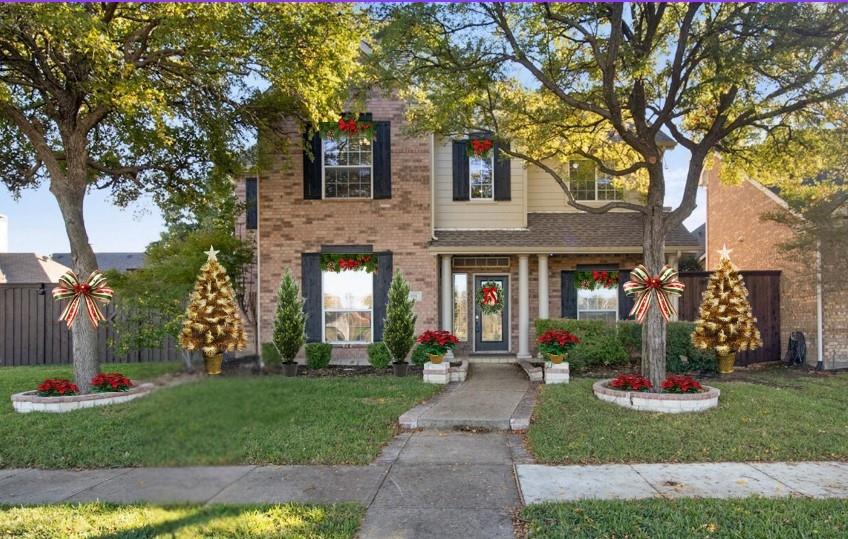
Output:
[[474, 275, 509, 352]]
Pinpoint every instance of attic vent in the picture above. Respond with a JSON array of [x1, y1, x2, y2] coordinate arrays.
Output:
[[452, 256, 510, 270]]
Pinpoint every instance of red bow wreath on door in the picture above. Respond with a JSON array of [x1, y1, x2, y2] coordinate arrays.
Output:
[[623, 265, 685, 323], [51, 271, 114, 328], [481, 285, 499, 305]]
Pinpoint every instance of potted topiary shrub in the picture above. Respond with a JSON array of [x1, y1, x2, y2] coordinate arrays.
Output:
[[416, 330, 459, 365], [305, 343, 333, 370], [537, 329, 581, 364], [272, 270, 306, 377], [383, 271, 417, 377]]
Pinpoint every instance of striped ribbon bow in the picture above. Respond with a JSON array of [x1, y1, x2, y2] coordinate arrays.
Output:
[[51, 271, 114, 328], [623, 265, 685, 323]]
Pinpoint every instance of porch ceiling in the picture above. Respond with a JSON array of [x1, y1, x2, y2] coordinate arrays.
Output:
[[429, 212, 701, 254]]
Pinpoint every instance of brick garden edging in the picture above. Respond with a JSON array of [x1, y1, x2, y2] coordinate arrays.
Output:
[[593, 379, 720, 413], [11, 382, 154, 413]]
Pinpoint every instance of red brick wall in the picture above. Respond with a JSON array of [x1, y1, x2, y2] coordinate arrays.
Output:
[[256, 97, 437, 360], [705, 164, 819, 364]]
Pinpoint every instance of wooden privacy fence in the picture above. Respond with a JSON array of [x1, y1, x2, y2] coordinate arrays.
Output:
[[678, 271, 782, 366], [0, 283, 179, 366]]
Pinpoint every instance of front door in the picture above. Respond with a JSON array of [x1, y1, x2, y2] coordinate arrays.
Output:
[[474, 275, 509, 352]]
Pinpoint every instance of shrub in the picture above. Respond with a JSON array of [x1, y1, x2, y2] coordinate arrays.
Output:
[[305, 343, 332, 369], [609, 373, 652, 392], [36, 378, 78, 397], [91, 373, 134, 392], [410, 345, 429, 367], [617, 321, 642, 358], [416, 330, 459, 357], [261, 342, 282, 367], [272, 271, 306, 363], [367, 342, 392, 369], [383, 271, 417, 363], [662, 375, 704, 393], [535, 319, 627, 372]]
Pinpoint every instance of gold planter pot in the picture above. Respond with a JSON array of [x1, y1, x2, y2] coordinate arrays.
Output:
[[717, 351, 736, 374], [428, 353, 445, 365], [548, 353, 566, 364], [204, 353, 223, 375]]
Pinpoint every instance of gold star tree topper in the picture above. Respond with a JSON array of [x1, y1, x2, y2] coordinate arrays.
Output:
[[717, 244, 733, 261], [205, 246, 219, 261]]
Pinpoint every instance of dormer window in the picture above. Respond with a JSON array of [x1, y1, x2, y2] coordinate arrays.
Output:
[[569, 159, 622, 201], [469, 153, 494, 200]]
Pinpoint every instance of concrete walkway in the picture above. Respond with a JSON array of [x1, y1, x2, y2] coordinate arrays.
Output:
[[517, 461, 848, 504], [403, 363, 532, 430]]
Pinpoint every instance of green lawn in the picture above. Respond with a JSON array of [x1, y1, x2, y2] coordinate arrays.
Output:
[[0, 502, 363, 539], [522, 498, 848, 539], [529, 371, 848, 464], [0, 362, 440, 468]]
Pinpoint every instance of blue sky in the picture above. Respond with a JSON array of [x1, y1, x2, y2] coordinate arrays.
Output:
[[1, 146, 705, 254]]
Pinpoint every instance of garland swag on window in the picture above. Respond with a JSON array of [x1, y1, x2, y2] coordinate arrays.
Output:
[[575, 270, 619, 290], [320, 114, 376, 141], [466, 138, 493, 158], [320, 253, 377, 273]]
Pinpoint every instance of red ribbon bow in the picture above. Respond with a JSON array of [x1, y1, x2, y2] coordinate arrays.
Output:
[[52, 270, 114, 328], [338, 118, 359, 136], [482, 285, 499, 305]]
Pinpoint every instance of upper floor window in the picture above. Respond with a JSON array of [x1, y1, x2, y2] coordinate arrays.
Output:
[[323, 137, 372, 199], [469, 154, 494, 200], [569, 159, 621, 201]]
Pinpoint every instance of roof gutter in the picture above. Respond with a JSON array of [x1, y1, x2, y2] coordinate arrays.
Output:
[[427, 244, 702, 255]]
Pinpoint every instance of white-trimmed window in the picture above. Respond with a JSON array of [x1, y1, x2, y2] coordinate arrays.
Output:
[[469, 154, 494, 200], [577, 287, 618, 322], [322, 270, 373, 343], [569, 159, 621, 201], [322, 137, 372, 199]]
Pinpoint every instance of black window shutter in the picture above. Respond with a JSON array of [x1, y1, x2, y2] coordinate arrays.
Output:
[[561, 271, 577, 318], [303, 132, 323, 200], [373, 252, 393, 342], [245, 177, 257, 230], [494, 141, 511, 201], [373, 121, 391, 199], [618, 270, 634, 320], [452, 141, 470, 201], [301, 253, 322, 342]]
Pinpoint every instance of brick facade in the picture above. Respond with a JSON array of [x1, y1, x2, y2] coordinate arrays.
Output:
[[705, 164, 848, 368], [255, 96, 437, 361]]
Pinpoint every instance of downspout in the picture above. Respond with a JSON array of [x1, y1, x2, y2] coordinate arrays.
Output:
[[815, 239, 824, 370], [430, 133, 437, 241]]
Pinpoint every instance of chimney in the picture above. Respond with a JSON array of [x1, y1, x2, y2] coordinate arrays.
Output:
[[0, 214, 7, 253]]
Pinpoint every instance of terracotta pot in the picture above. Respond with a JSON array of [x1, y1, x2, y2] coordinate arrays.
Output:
[[717, 351, 736, 374], [548, 353, 566, 365], [393, 362, 408, 377], [282, 362, 298, 377], [428, 354, 444, 365], [204, 353, 223, 375]]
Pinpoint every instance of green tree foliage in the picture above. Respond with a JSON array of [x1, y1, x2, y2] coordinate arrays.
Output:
[[383, 271, 417, 363], [272, 271, 306, 363], [373, 2, 848, 389], [0, 3, 366, 389]]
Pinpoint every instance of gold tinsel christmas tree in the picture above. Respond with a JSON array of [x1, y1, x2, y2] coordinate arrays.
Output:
[[692, 246, 762, 356], [179, 247, 247, 359]]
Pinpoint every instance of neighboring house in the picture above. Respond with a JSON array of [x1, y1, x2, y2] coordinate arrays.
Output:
[[51, 252, 146, 273], [0, 253, 71, 283], [247, 95, 700, 362], [703, 164, 848, 370]]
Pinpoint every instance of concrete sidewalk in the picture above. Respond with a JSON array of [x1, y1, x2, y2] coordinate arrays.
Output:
[[517, 461, 848, 504]]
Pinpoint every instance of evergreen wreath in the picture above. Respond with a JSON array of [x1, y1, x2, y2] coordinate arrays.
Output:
[[476, 281, 504, 314], [320, 253, 377, 273]]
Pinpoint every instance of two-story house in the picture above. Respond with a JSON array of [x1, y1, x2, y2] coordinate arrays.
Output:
[[248, 95, 700, 362]]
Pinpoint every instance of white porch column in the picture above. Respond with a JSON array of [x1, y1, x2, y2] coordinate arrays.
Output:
[[518, 254, 531, 359], [537, 254, 549, 320], [440, 255, 453, 332], [667, 253, 680, 321]]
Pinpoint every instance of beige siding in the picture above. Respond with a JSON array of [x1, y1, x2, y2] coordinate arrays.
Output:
[[434, 137, 526, 229], [527, 161, 643, 212]]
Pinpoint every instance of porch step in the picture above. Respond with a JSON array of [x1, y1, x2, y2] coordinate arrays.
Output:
[[465, 355, 518, 364]]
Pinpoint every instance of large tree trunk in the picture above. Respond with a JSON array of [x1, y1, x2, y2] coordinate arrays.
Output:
[[641, 166, 668, 391], [50, 166, 99, 393]]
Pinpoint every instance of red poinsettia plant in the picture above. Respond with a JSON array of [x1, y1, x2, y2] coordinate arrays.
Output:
[[537, 329, 581, 356], [661, 375, 703, 394], [417, 330, 459, 356], [609, 373, 653, 392], [91, 372, 134, 393], [36, 378, 79, 397]]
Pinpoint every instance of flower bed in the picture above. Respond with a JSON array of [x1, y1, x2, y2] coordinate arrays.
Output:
[[593, 375, 719, 413], [12, 381, 154, 414]]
